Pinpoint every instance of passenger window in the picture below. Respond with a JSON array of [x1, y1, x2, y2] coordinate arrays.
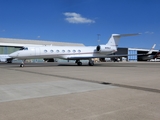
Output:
[[73, 50, 76, 53], [68, 50, 71, 53], [56, 50, 59, 53], [44, 50, 47, 53], [50, 50, 54, 53], [62, 50, 65, 53], [78, 50, 81, 53]]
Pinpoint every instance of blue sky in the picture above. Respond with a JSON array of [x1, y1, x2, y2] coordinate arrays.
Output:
[[0, 0, 160, 49]]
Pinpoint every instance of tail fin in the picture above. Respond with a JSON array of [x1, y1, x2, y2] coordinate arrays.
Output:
[[107, 33, 140, 50], [147, 44, 156, 54]]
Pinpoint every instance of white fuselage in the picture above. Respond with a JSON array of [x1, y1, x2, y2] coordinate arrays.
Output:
[[7, 33, 140, 67], [9, 45, 116, 60]]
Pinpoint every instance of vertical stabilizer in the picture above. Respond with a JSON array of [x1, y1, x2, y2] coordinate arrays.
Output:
[[107, 33, 140, 51]]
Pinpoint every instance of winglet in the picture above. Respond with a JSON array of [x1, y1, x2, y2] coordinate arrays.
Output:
[[147, 44, 156, 54]]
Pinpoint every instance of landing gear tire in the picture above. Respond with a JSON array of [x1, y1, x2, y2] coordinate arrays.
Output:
[[77, 62, 82, 66], [20, 64, 24, 67], [7, 61, 12, 63], [88, 61, 94, 66]]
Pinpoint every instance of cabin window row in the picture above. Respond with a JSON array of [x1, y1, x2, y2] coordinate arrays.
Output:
[[44, 50, 81, 53]]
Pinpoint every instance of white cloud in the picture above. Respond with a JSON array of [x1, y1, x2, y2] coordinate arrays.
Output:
[[145, 31, 154, 34], [64, 12, 95, 24]]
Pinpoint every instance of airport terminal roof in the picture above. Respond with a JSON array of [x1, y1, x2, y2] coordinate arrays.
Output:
[[128, 48, 159, 52], [0, 38, 84, 46]]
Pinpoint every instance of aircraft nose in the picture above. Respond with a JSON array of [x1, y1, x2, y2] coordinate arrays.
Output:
[[9, 52, 18, 58]]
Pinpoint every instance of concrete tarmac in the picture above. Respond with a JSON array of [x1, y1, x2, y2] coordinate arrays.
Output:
[[0, 62, 160, 120]]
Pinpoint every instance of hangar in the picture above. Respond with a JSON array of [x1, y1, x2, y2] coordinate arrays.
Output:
[[115, 47, 159, 62], [0, 38, 84, 54], [0, 38, 84, 63]]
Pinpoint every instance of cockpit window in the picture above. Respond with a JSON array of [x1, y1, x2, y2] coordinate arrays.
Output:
[[19, 48, 24, 50], [20, 47, 28, 50], [23, 47, 28, 50]]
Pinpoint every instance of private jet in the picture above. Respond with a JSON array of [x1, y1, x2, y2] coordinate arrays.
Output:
[[9, 33, 140, 67], [138, 44, 156, 61]]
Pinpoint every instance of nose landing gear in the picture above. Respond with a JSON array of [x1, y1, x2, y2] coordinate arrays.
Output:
[[20, 64, 23, 67], [20, 60, 26, 67]]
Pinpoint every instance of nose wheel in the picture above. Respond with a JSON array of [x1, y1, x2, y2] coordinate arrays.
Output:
[[20, 60, 26, 67], [20, 64, 24, 67]]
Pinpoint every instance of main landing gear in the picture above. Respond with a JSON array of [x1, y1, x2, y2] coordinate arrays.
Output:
[[75, 60, 82, 66], [75, 59, 94, 66], [88, 59, 94, 66]]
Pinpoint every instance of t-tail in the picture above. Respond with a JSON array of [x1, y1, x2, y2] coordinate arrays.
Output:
[[107, 33, 141, 51]]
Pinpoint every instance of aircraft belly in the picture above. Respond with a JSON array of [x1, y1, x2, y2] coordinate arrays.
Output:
[[67, 53, 105, 60]]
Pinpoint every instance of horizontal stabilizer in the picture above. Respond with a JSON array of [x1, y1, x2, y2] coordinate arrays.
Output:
[[112, 33, 141, 37]]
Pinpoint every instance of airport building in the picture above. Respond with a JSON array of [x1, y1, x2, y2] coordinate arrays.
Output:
[[0, 38, 85, 63], [115, 48, 159, 62], [0, 38, 84, 54]]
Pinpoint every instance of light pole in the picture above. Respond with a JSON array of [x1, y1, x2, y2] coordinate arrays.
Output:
[[97, 34, 100, 45]]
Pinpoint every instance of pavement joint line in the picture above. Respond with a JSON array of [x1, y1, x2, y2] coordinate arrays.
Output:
[[3, 67, 160, 94], [111, 83, 160, 94]]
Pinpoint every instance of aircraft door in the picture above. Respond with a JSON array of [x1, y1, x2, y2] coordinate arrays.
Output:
[[29, 47, 36, 56]]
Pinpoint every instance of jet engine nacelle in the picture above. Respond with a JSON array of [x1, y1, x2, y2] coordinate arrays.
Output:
[[96, 45, 111, 52]]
